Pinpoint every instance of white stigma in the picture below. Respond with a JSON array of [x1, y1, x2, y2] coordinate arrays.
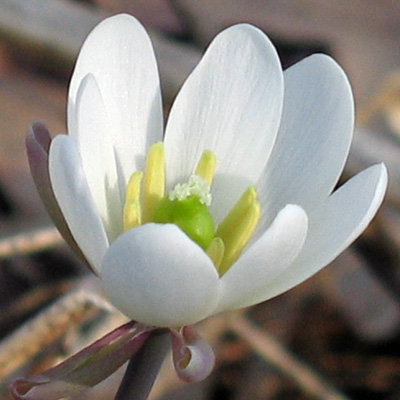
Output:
[[169, 175, 212, 206]]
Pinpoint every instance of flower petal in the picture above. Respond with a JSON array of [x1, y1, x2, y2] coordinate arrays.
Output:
[[101, 224, 220, 327], [257, 54, 354, 230], [26, 122, 91, 269], [255, 163, 387, 302], [49, 135, 109, 273], [74, 74, 122, 241], [11, 321, 151, 400], [170, 326, 215, 383], [215, 204, 308, 313], [164, 24, 284, 223], [68, 14, 163, 193]]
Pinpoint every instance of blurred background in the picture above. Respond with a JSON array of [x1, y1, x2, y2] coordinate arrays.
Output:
[[0, 0, 400, 399]]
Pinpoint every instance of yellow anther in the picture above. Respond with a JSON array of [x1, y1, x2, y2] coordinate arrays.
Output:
[[195, 150, 216, 186], [218, 201, 261, 276], [217, 187, 261, 276], [143, 142, 165, 222], [126, 171, 143, 202], [216, 187, 258, 240], [123, 171, 143, 231], [206, 237, 225, 271]]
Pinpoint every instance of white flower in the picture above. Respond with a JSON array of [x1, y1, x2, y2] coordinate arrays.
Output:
[[48, 14, 387, 327]]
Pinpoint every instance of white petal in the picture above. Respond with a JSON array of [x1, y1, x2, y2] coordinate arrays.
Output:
[[257, 54, 354, 230], [49, 135, 109, 273], [255, 163, 387, 301], [68, 14, 163, 193], [74, 74, 122, 241], [215, 204, 308, 313], [101, 224, 220, 327], [164, 24, 284, 224]]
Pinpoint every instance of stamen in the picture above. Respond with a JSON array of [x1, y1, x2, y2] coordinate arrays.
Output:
[[206, 237, 225, 271], [216, 187, 258, 239], [143, 142, 165, 222], [195, 150, 216, 186], [219, 202, 261, 276], [123, 171, 143, 231], [217, 187, 261, 276]]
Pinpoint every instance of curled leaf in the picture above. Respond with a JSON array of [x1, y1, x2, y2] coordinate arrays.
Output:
[[170, 325, 215, 383], [11, 321, 152, 400]]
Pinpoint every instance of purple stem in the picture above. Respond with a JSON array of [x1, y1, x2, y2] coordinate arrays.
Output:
[[114, 330, 170, 400]]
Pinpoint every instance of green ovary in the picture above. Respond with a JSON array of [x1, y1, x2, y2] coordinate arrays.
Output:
[[153, 195, 215, 250]]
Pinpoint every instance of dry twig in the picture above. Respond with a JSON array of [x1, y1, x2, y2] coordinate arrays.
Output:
[[229, 313, 350, 400], [0, 279, 110, 381], [0, 227, 63, 259], [0, 279, 74, 324]]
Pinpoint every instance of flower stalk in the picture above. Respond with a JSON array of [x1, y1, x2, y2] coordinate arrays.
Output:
[[114, 330, 170, 400]]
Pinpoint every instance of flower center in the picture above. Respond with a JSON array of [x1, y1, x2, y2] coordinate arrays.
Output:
[[153, 175, 215, 250], [122, 142, 261, 276]]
